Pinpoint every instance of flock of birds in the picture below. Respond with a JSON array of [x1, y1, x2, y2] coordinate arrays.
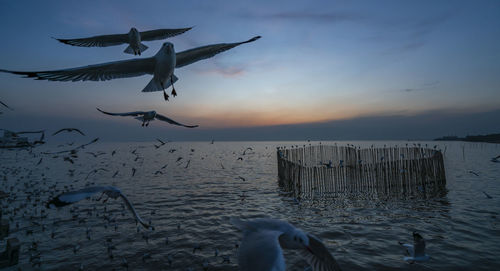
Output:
[[0, 26, 261, 126], [0, 130, 443, 270], [1, 25, 498, 270]]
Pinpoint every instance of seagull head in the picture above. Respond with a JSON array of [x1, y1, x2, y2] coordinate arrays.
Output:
[[161, 42, 175, 54], [130, 27, 139, 34]]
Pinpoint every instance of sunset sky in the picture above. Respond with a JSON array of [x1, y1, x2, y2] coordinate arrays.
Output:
[[1, 0, 499, 140]]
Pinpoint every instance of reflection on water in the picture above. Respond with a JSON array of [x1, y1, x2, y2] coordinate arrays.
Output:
[[0, 141, 499, 270]]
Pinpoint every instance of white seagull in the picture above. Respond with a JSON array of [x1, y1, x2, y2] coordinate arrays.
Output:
[[54, 27, 192, 55], [399, 232, 430, 263], [46, 186, 152, 229], [96, 107, 198, 128], [0, 36, 261, 100], [231, 218, 342, 271]]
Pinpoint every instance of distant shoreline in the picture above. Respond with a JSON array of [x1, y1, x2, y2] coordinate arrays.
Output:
[[434, 133, 500, 144]]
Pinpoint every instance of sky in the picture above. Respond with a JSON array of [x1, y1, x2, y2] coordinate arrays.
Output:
[[0, 0, 499, 141]]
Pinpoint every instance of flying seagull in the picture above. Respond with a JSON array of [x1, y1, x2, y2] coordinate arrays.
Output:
[[52, 128, 85, 136], [231, 218, 342, 271], [399, 232, 430, 263], [0, 100, 13, 110], [54, 27, 192, 55], [96, 108, 198, 128], [46, 186, 152, 229], [0, 36, 261, 100]]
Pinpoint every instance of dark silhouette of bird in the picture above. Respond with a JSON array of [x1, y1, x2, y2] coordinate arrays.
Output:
[[52, 128, 85, 136]]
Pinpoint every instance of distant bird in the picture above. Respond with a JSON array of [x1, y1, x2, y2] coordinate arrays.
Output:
[[46, 186, 152, 229], [54, 27, 192, 55], [0, 36, 261, 100], [155, 138, 167, 148], [236, 176, 246, 182], [483, 191, 493, 199], [231, 218, 342, 271], [491, 155, 500, 163], [0, 100, 13, 110], [399, 232, 430, 263], [96, 108, 198, 128], [52, 128, 85, 136], [242, 147, 253, 155], [132, 168, 137, 177], [468, 170, 479, 176]]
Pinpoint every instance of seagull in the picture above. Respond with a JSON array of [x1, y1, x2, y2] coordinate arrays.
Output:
[[46, 186, 152, 229], [54, 27, 192, 55], [0, 100, 13, 110], [231, 218, 342, 271], [0, 36, 261, 100], [52, 128, 85, 136], [96, 108, 198, 128], [491, 155, 500, 163], [399, 232, 430, 263]]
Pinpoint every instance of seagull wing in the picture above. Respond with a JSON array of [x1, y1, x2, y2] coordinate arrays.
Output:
[[299, 234, 343, 271], [238, 230, 286, 271], [54, 33, 128, 47], [175, 36, 261, 68], [46, 186, 109, 208], [52, 128, 66, 136], [96, 108, 146, 117], [73, 128, 86, 136], [0, 57, 156, 82], [154, 113, 198, 128], [118, 192, 151, 229], [140, 27, 192, 41], [0, 100, 13, 110]]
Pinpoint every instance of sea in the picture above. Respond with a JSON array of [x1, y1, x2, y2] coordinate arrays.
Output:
[[1, 140, 499, 270]]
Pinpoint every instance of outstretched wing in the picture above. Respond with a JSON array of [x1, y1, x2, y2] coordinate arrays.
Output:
[[0, 100, 13, 110], [155, 113, 198, 128], [97, 108, 146, 117], [46, 186, 109, 208], [54, 33, 128, 47], [299, 234, 343, 271], [118, 193, 152, 229], [0, 57, 156, 82], [140, 27, 192, 41], [175, 36, 261, 68]]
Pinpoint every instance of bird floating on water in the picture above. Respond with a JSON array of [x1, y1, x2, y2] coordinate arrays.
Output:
[[46, 186, 153, 229], [96, 108, 198, 128], [0, 36, 261, 100], [54, 27, 192, 55], [231, 218, 342, 271], [399, 232, 430, 263]]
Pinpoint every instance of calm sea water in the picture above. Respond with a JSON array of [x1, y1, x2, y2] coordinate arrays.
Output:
[[1, 141, 499, 270]]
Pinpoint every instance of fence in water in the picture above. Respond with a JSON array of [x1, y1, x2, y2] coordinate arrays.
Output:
[[277, 144, 446, 199]]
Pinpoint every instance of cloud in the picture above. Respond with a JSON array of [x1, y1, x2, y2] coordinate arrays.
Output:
[[253, 11, 367, 23], [400, 80, 440, 92]]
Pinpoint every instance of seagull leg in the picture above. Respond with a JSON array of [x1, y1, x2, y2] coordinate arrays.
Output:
[[163, 89, 169, 101], [146, 122, 149, 127], [171, 77, 177, 97]]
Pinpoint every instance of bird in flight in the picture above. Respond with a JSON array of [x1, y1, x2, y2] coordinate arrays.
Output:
[[231, 218, 342, 271], [0, 100, 13, 111], [54, 27, 192, 55], [46, 186, 152, 229], [96, 108, 198, 128], [399, 232, 430, 263], [52, 128, 86, 136], [0, 36, 261, 101]]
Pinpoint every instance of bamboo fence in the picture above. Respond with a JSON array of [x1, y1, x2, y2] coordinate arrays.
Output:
[[277, 144, 446, 199]]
